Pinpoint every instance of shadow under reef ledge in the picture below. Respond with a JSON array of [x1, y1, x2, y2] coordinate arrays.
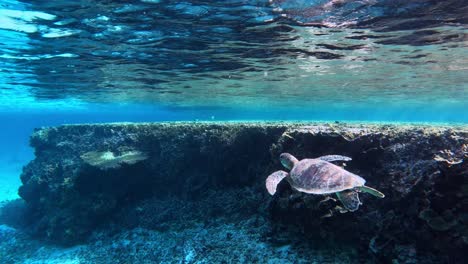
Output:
[[0, 121, 466, 263]]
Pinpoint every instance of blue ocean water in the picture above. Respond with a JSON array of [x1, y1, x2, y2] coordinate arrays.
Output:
[[0, 0, 467, 199], [1, 1, 467, 202], [0, 1, 467, 261]]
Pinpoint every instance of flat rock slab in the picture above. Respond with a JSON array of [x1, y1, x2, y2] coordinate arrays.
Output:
[[7, 122, 468, 262]]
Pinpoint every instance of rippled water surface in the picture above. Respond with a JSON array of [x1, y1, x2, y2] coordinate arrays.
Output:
[[0, 0, 467, 121]]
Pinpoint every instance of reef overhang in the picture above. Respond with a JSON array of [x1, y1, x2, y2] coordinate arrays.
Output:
[[13, 122, 468, 262]]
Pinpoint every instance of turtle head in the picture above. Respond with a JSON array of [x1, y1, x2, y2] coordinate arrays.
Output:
[[279, 153, 298, 170]]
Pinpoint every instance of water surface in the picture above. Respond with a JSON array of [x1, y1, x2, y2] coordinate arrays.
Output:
[[0, 0, 466, 121]]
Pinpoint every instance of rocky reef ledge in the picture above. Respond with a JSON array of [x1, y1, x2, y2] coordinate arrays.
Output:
[[1, 122, 467, 263]]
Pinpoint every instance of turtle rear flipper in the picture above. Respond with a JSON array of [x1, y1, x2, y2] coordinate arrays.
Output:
[[266, 170, 289, 195], [336, 190, 361, 212], [318, 155, 352, 162], [358, 186, 385, 198]]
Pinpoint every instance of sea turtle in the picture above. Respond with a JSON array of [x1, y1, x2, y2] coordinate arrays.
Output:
[[266, 153, 384, 212]]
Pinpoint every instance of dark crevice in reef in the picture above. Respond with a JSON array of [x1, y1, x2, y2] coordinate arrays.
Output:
[[1, 122, 467, 263]]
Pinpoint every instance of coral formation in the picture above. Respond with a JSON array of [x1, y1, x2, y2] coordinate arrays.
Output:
[[1, 122, 466, 263]]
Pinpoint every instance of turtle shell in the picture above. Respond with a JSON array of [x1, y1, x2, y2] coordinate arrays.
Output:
[[289, 159, 365, 194]]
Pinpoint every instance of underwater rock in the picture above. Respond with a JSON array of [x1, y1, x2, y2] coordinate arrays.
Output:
[[12, 122, 468, 262], [418, 208, 457, 231]]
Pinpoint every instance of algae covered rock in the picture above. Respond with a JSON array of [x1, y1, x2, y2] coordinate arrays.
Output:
[[81, 150, 148, 170], [17, 122, 286, 244], [13, 122, 468, 262], [418, 208, 457, 232]]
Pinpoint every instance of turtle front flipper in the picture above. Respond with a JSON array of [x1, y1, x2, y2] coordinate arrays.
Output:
[[318, 155, 352, 162], [266, 170, 289, 195], [336, 190, 362, 212], [357, 186, 385, 198]]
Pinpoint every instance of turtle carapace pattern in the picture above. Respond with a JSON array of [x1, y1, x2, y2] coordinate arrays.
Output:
[[266, 153, 384, 212]]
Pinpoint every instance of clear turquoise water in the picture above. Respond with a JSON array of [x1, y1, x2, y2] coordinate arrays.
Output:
[[0, 0, 467, 201]]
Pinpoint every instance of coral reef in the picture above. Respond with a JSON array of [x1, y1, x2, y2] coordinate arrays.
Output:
[[1, 122, 466, 263]]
